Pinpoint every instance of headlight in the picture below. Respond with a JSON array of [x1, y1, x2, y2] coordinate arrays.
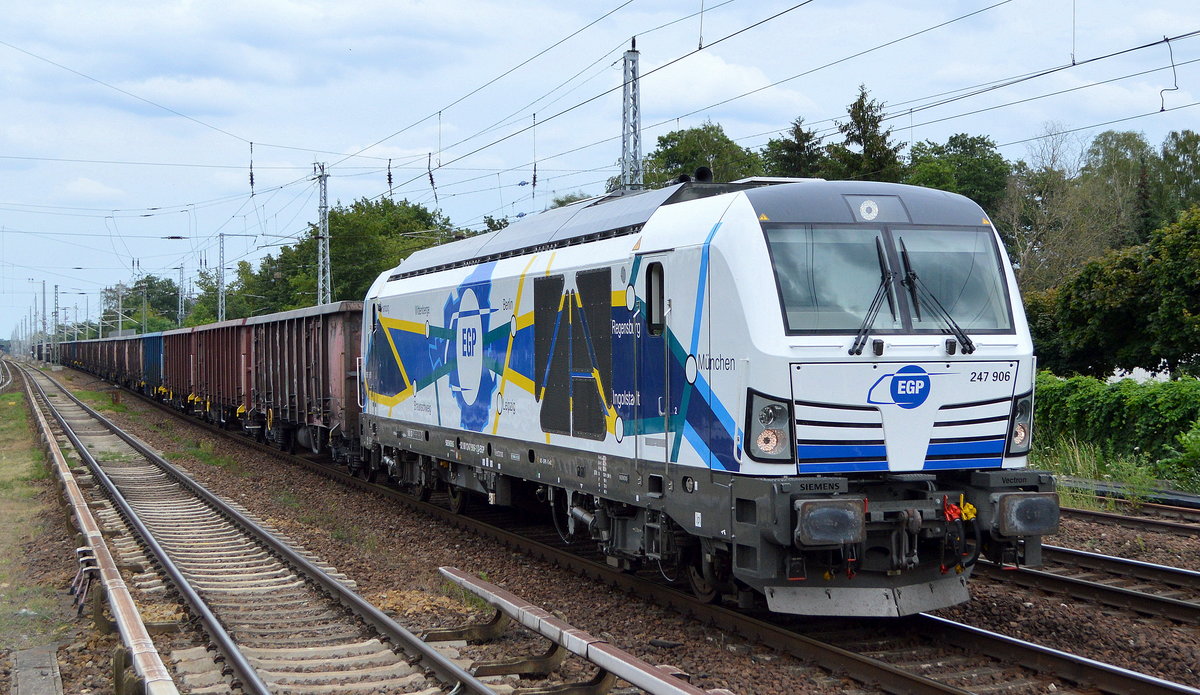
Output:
[[996, 491, 1059, 536], [794, 498, 865, 546], [1006, 390, 1034, 456], [747, 391, 793, 462]]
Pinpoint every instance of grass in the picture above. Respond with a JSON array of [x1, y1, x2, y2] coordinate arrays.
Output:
[[275, 490, 301, 508], [1030, 435, 1159, 509], [439, 576, 493, 613], [0, 392, 76, 650], [166, 439, 244, 475], [74, 389, 129, 414], [297, 508, 381, 552]]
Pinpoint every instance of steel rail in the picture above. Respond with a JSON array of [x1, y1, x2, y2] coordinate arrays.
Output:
[[1063, 505, 1200, 537], [420, 495, 1200, 694], [914, 614, 1200, 695], [440, 566, 737, 695], [23, 367, 274, 695], [1045, 544, 1200, 586], [33, 368, 497, 695], [16, 364, 179, 695], [975, 545, 1200, 624], [75, 370, 1200, 695], [1059, 477, 1200, 511]]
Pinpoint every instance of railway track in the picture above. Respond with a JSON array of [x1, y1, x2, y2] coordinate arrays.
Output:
[[975, 545, 1200, 623], [20, 364, 495, 695], [1063, 504, 1200, 537], [50, 366, 1200, 695]]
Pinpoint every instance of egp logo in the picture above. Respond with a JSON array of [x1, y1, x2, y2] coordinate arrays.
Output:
[[454, 288, 484, 406], [868, 365, 934, 409], [461, 326, 478, 357]]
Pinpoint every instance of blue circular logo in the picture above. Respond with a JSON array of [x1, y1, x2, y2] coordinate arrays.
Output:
[[890, 365, 931, 409]]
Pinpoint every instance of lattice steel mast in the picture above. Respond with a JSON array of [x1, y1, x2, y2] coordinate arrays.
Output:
[[316, 163, 331, 305], [620, 38, 642, 190]]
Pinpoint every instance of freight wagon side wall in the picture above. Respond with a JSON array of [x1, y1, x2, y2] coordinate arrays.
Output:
[[162, 330, 195, 402], [195, 322, 250, 411], [129, 337, 145, 387], [325, 309, 361, 439], [142, 334, 163, 390], [251, 302, 363, 431]]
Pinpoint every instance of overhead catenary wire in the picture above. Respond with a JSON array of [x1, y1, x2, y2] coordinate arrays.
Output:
[[381, 25, 1199, 209], [391, 1, 816, 195], [369, 1, 1066, 204], [329, 0, 639, 168], [0, 38, 250, 144]]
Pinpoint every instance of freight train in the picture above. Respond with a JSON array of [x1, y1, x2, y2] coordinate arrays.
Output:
[[58, 177, 1059, 617]]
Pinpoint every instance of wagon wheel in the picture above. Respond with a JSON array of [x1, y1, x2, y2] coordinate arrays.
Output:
[[277, 426, 296, 454], [413, 483, 432, 503], [307, 425, 323, 455], [447, 485, 469, 514]]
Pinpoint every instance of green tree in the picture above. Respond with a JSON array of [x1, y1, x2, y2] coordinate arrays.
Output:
[[1051, 245, 1153, 376], [1044, 206, 1200, 376], [761, 117, 825, 178], [906, 134, 1010, 211], [186, 263, 258, 325], [130, 274, 181, 318], [245, 197, 453, 314], [550, 191, 591, 208], [1157, 129, 1200, 222], [101, 278, 181, 334], [992, 127, 1103, 292], [1022, 287, 1066, 373], [823, 85, 906, 182], [642, 120, 763, 187], [1079, 130, 1159, 245], [482, 215, 509, 232]]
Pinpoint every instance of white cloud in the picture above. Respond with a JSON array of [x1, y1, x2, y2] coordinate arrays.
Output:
[[61, 177, 125, 201], [641, 51, 815, 130]]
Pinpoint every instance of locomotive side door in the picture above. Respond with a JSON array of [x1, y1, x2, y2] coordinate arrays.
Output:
[[636, 254, 671, 483]]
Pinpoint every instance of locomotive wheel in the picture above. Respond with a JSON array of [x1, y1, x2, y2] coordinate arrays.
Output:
[[447, 485, 469, 514], [404, 482, 431, 502], [363, 447, 382, 483], [685, 548, 719, 604]]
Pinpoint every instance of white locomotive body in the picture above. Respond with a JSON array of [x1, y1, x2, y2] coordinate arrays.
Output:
[[360, 179, 1058, 616]]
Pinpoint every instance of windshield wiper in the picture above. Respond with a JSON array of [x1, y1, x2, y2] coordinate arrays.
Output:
[[849, 238, 896, 356], [899, 238, 976, 354]]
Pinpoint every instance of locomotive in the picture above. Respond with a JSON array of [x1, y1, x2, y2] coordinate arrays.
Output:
[[59, 176, 1059, 617], [358, 176, 1058, 617]]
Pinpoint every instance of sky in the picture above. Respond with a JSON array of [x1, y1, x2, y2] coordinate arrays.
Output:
[[1, 0, 1197, 339]]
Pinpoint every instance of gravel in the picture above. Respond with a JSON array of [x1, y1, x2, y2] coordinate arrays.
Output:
[[1054, 516, 1200, 570], [20, 369, 1200, 693]]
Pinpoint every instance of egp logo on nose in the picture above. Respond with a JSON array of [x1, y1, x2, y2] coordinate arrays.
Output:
[[868, 365, 934, 409]]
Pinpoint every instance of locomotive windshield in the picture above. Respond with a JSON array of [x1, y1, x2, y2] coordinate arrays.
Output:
[[765, 225, 1013, 334]]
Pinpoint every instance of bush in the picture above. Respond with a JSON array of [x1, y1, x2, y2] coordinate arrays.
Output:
[[1035, 371, 1200, 463], [1159, 420, 1200, 491]]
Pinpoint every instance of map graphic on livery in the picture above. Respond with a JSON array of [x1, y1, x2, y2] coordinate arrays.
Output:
[[363, 257, 743, 472]]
